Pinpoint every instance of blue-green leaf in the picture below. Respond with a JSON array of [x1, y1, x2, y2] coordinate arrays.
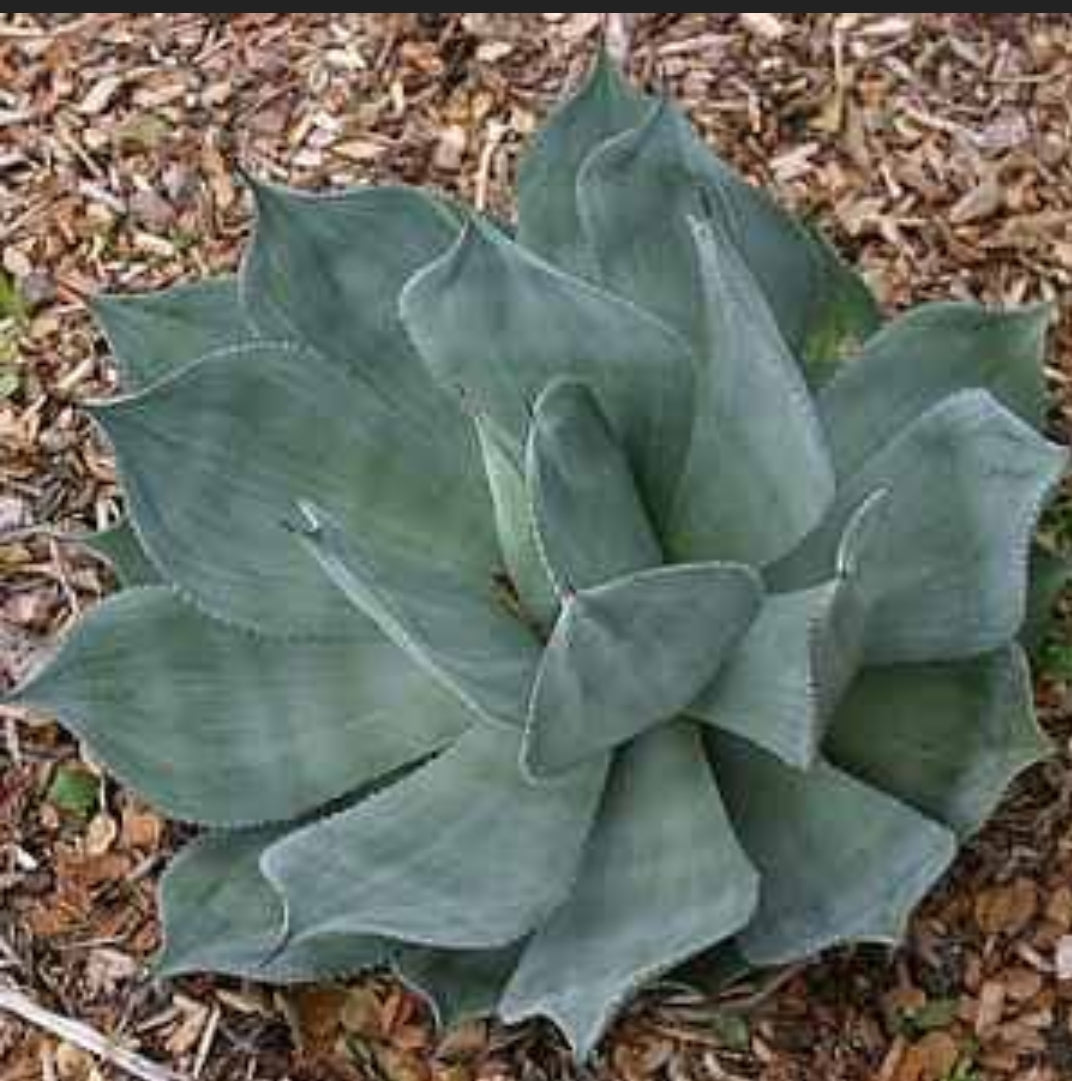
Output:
[[396, 945, 524, 1029], [527, 379, 661, 593], [400, 219, 696, 529], [689, 492, 882, 767], [298, 503, 540, 730], [10, 588, 470, 826], [772, 390, 1067, 663], [502, 723, 758, 1060], [474, 414, 559, 632], [524, 564, 761, 778], [158, 827, 389, 982], [517, 50, 654, 277], [667, 218, 835, 566], [92, 278, 253, 391], [578, 102, 880, 368], [90, 342, 497, 637], [262, 726, 607, 950], [827, 647, 1051, 839], [1022, 544, 1072, 655], [79, 520, 161, 588], [819, 302, 1052, 480], [241, 181, 465, 433], [710, 734, 957, 968]]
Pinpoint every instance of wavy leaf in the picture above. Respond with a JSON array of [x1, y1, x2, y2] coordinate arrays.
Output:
[[527, 379, 661, 593], [819, 302, 1051, 479], [710, 734, 957, 968], [827, 647, 1051, 839], [518, 50, 653, 277], [79, 520, 161, 588], [689, 492, 882, 767], [158, 827, 389, 981], [667, 218, 835, 566], [475, 414, 559, 632], [578, 101, 879, 367], [90, 342, 497, 636], [1022, 544, 1072, 655], [396, 945, 524, 1029], [502, 723, 758, 1060], [9, 588, 470, 826], [524, 564, 760, 777], [400, 219, 695, 528], [262, 725, 606, 950], [298, 503, 540, 730], [92, 277, 253, 391], [242, 181, 465, 433], [772, 390, 1067, 663]]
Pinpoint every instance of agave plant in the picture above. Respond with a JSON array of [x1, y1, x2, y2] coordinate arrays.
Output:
[[7, 54, 1068, 1058]]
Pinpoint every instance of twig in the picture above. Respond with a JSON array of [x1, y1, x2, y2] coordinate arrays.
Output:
[[474, 120, 508, 214], [0, 984, 189, 1081], [719, 963, 808, 1013], [192, 1005, 221, 1079], [603, 13, 632, 66]]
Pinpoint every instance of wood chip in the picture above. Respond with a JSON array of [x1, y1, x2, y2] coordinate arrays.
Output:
[[740, 13, 786, 41]]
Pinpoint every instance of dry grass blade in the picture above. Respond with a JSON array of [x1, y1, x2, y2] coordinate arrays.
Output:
[[0, 985, 190, 1081]]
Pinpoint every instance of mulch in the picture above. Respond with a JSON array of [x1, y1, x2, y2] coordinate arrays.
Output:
[[2, 13, 1072, 1080]]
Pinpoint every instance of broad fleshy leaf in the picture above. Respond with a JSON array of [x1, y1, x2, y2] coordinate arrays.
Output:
[[502, 723, 758, 1059], [396, 945, 524, 1029], [667, 218, 835, 566], [90, 341, 497, 637], [11, 588, 470, 826], [400, 219, 696, 527], [527, 379, 661, 593], [827, 648, 1050, 839], [820, 302, 1052, 479], [262, 725, 607, 950], [158, 827, 389, 981], [689, 492, 882, 767], [242, 181, 465, 432], [772, 390, 1067, 663], [524, 564, 761, 777], [710, 734, 958, 968], [518, 50, 653, 277], [474, 415, 559, 632], [298, 503, 540, 729], [79, 520, 161, 588], [92, 277, 252, 391], [578, 101, 880, 366]]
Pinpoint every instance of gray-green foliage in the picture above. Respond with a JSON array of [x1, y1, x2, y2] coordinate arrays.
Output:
[[7, 54, 1068, 1061]]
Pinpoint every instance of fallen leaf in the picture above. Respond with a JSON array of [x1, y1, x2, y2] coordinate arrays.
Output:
[[974, 980, 1006, 1037], [975, 879, 1039, 936], [84, 947, 138, 998], [77, 75, 124, 116], [1055, 936, 1072, 982], [950, 174, 1003, 225], [433, 126, 468, 173]]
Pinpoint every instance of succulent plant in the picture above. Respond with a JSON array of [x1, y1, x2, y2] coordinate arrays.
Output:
[[7, 53, 1068, 1058]]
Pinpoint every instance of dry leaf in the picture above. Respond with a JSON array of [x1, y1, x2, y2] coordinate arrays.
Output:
[[77, 75, 124, 116], [950, 174, 1003, 226], [975, 879, 1039, 936], [84, 947, 138, 998], [433, 126, 468, 173], [1055, 936, 1072, 982], [54, 1041, 95, 1081], [83, 812, 118, 857], [974, 980, 1006, 1037]]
